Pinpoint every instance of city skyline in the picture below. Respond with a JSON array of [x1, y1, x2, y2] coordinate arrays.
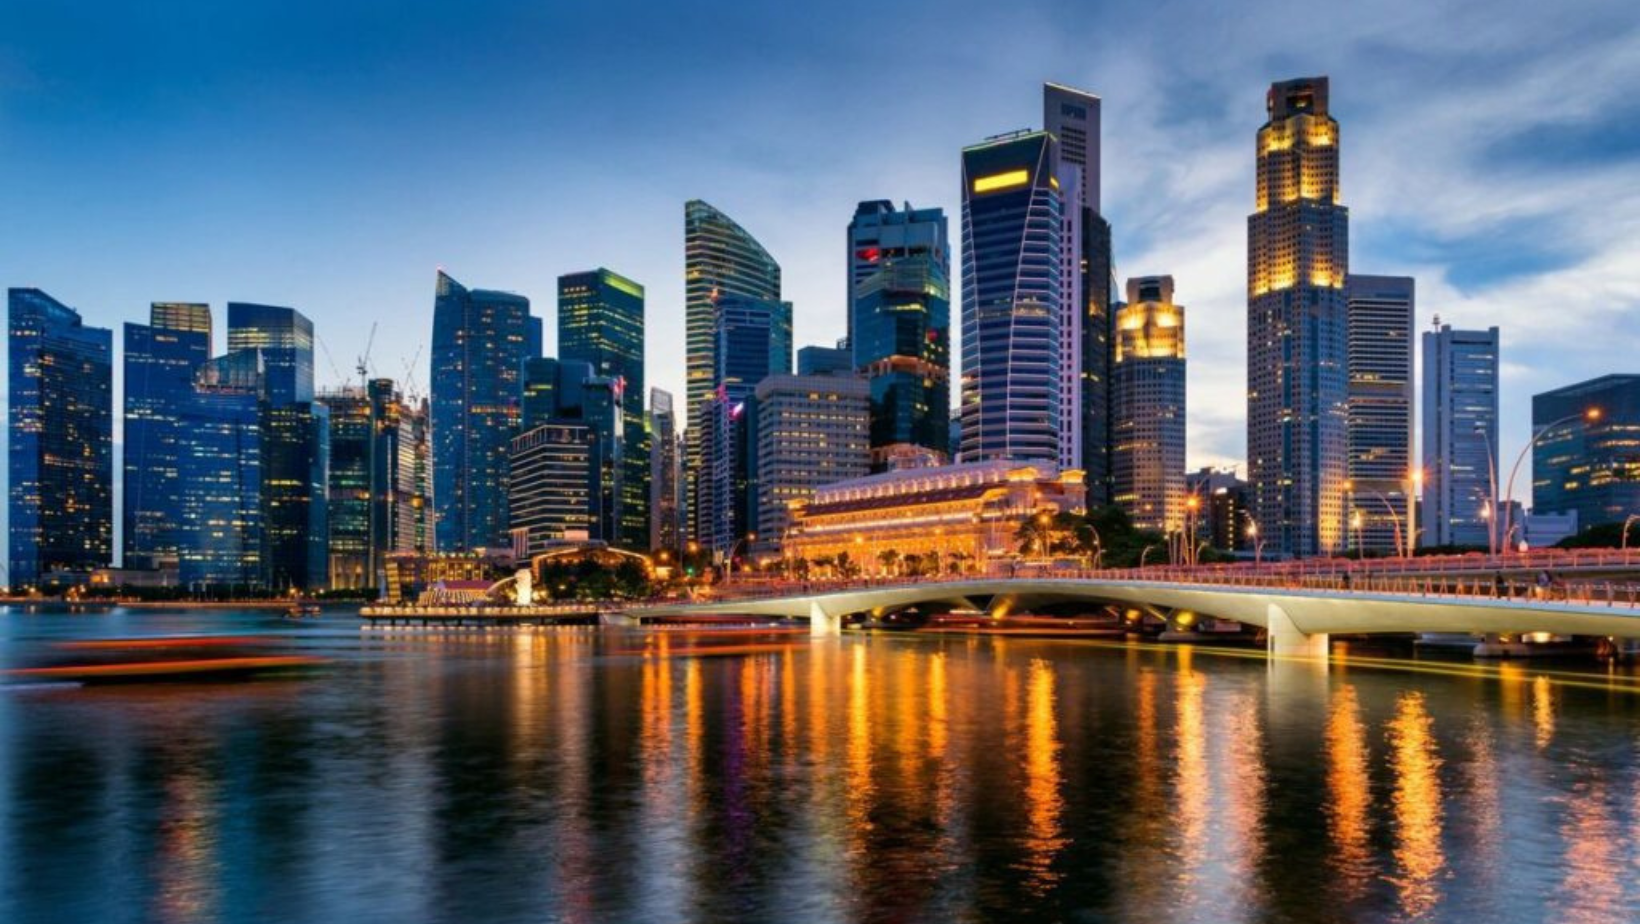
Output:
[[3, 1, 1637, 549]]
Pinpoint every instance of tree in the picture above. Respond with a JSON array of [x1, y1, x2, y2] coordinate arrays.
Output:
[[877, 549, 901, 575]]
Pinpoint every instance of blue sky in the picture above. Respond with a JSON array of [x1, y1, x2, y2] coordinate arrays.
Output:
[[3, 0, 1638, 548]]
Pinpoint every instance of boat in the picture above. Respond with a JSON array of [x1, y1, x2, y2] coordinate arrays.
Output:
[[284, 604, 322, 619], [3, 635, 326, 685]]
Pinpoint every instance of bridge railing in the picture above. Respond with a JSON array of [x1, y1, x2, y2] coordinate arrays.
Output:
[[690, 558, 1640, 610]]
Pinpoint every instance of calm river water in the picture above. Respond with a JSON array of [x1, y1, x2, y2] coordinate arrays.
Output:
[[3, 606, 1640, 923]]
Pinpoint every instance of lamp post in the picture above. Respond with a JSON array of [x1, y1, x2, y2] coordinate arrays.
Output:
[[1246, 519, 1264, 567], [1501, 407, 1602, 556], [724, 532, 756, 585], [1623, 514, 1640, 552], [1184, 495, 1202, 566], [1475, 424, 1500, 557], [1408, 468, 1422, 558]]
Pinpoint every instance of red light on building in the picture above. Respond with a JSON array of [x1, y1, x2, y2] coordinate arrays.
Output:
[[855, 247, 882, 263]]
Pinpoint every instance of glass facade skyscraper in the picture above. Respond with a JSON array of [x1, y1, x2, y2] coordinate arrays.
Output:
[[228, 303, 314, 405], [850, 202, 951, 469], [123, 302, 212, 568], [1346, 275, 1415, 554], [1111, 276, 1187, 534], [558, 268, 647, 549], [431, 270, 532, 552], [649, 388, 682, 552], [1247, 76, 1350, 558], [959, 131, 1063, 464], [7, 288, 114, 587], [1532, 375, 1639, 533], [683, 200, 782, 541], [180, 354, 265, 590], [1421, 325, 1499, 548], [1044, 82, 1102, 474]]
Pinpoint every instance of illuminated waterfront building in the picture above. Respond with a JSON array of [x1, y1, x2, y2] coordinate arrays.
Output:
[[1422, 325, 1499, 548], [7, 288, 114, 587], [649, 388, 683, 552], [960, 131, 1063, 463], [558, 268, 647, 548], [123, 302, 212, 569], [1345, 275, 1415, 554], [319, 379, 430, 589], [748, 374, 871, 557], [515, 358, 622, 545], [431, 270, 532, 552], [508, 423, 595, 556], [1247, 76, 1349, 558], [178, 351, 265, 589], [784, 460, 1086, 572], [851, 202, 951, 469], [1111, 276, 1186, 534], [683, 200, 782, 540], [1532, 374, 1640, 530]]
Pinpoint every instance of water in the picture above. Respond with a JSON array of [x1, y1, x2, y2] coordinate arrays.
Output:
[[4, 607, 1640, 923]]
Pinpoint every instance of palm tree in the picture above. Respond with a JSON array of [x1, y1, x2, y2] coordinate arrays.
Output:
[[877, 549, 901, 576]]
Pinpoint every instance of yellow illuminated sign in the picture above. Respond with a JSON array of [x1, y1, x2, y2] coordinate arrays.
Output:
[[972, 169, 1030, 194]]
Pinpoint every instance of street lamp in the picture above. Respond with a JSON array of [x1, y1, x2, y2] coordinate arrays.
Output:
[[1474, 424, 1500, 557], [1245, 519, 1264, 567], [1185, 495, 1202, 566], [1623, 514, 1640, 551], [724, 532, 756, 585], [1502, 407, 1601, 554]]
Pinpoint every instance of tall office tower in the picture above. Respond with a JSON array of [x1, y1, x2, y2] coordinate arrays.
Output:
[[123, 303, 212, 568], [1533, 375, 1640, 532], [527, 315, 544, 361], [959, 131, 1063, 463], [180, 351, 266, 589], [228, 303, 314, 404], [649, 388, 682, 552], [683, 200, 782, 540], [514, 358, 623, 546], [1111, 276, 1187, 533], [1345, 275, 1415, 555], [559, 268, 648, 549], [397, 395, 433, 555], [797, 343, 854, 377], [261, 401, 329, 591], [7, 289, 114, 587], [1187, 467, 1252, 552], [318, 379, 421, 588], [1044, 83, 1102, 473], [508, 423, 595, 557], [1080, 214, 1115, 505], [847, 201, 948, 349], [750, 374, 871, 556], [851, 204, 951, 469], [1247, 76, 1350, 558], [1421, 325, 1499, 548], [431, 270, 532, 552]]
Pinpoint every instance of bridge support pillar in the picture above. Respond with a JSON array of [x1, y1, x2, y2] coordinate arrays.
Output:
[[1265, 604, 1328, 660], [809, 601, 841, 637]]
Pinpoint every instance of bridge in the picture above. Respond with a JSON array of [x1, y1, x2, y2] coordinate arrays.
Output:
[[630, 562, 1640, 658]]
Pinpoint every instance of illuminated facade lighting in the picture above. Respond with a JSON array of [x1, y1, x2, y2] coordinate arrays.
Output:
[[1112, 276, 1186, 533]]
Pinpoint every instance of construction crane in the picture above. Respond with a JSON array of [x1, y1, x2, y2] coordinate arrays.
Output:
[[356, 321, 378, 389], [400, 343, 425, 403], [316, 334, 348, 388]]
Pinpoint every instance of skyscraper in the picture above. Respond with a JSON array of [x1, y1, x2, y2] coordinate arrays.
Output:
[[180, 351, 265, 590], [751, 374, 871, 556], [1345, 275, 1415, 555], [1421, 325, 1499, 549], [850, 202, 951, 468], [558, 268, 647, 549], [509, 423, 595, 555], [1247, 76, 1350, 558], [227, 303, 314, 404], [649, 388, 682, 552], [1044, 82, 1102, 474], [319, 379, 427, 589], [683, 200, 782, 540], [695, 295, 789, 558], [1532, 374, 1639, 533], [123, 303, 212, 568], [1111, 276, 1186, 533], [847, 201, 947, 348], [7, 289, 114, 587], [959, 131, 1063, 463], [431, 270, 532, 552], [514, 358, 623, 546]]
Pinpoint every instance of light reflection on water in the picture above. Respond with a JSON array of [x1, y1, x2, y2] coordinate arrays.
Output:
[[3, 609, 1640, 922]]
